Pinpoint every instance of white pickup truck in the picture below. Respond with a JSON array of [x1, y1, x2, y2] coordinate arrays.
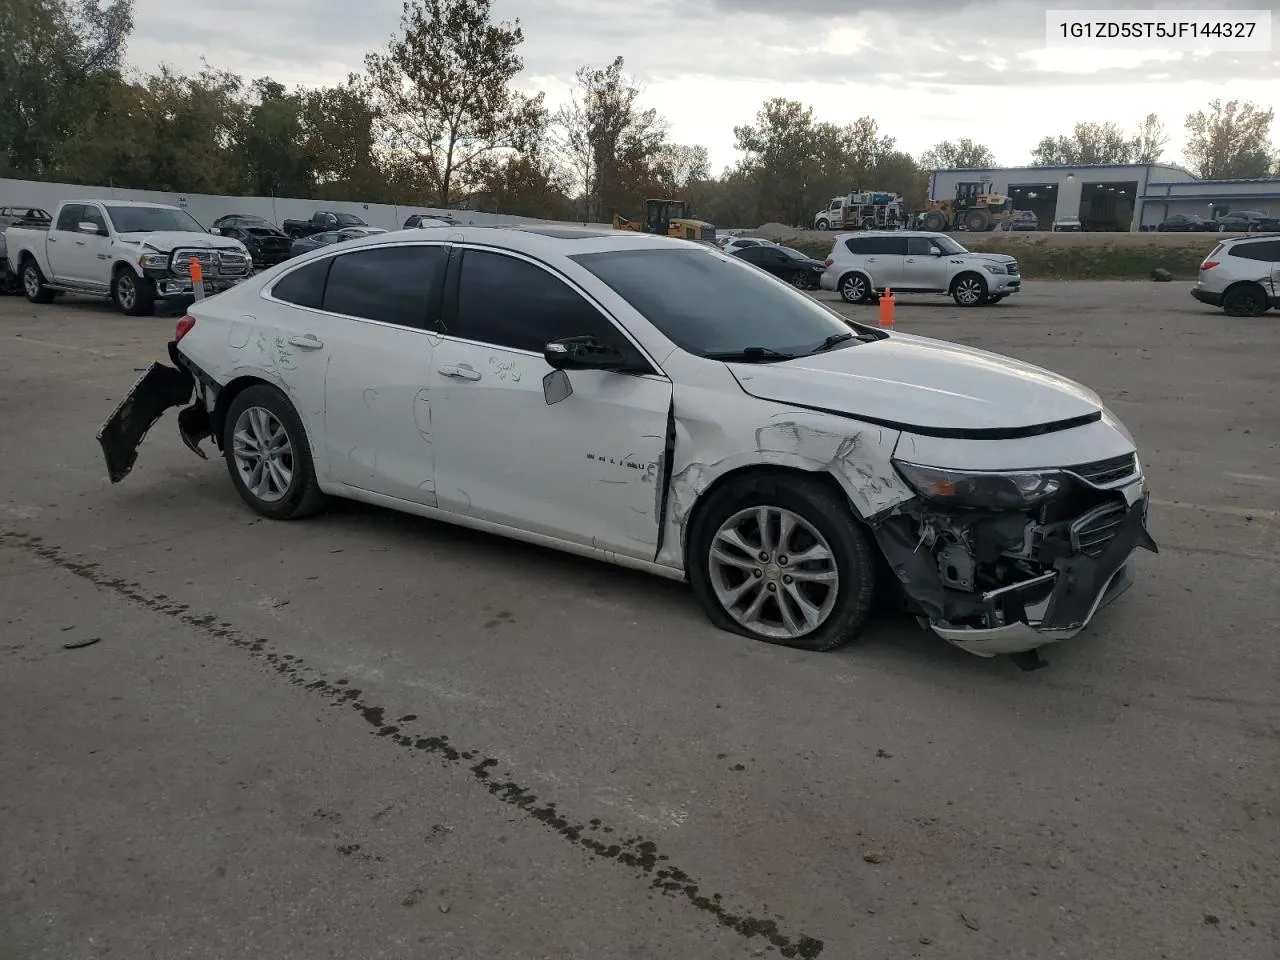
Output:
[[4, 199, 253, 315]]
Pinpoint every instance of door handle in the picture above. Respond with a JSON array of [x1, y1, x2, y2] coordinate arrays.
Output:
[[75, 240, 86, 246], [48, 237, 56, 243], [439, 364, 481, 381], [287, 334, 323, 349]]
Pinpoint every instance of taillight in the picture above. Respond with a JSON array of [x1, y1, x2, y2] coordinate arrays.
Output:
[[824, 258, 833, 266], [1200, 260, 1219, 270], [175, 315, 196, 342]]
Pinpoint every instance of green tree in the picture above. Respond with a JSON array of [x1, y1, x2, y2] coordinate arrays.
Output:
[[1184, 99, 1274, 179], [1030, 121, 1135, 165], [734, 98, 830, 225], [235, 78, 313, 197], [652, 143, 710, 197], [364, 0, 546, 206], [0, 0, 134, 177], [919, 138, 997, 171], [303, 76, 384, 201], [1130, 113, 1168, 164]]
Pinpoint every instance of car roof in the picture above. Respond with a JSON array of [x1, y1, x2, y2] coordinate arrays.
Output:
[[1220, 232, 1280, 242], [834, 229, 944, 238], [77, 199, 181, 209], [283, 224, 690, 259]]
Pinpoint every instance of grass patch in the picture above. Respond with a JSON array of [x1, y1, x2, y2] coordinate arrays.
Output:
[[787, 236, 1212, 281]]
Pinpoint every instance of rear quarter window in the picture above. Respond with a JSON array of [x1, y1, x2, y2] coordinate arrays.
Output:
[[1228, 240, 1280, 262], [271, 258, 332, 310]]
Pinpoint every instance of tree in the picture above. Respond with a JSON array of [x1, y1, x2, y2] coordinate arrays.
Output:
[[1184, 99, 1275, 179], [734, 98, 831, 225], [1030, 121, 1135, 165], [1130, 113, 1168, 163], [234, 78, 313, 197], [0, 0, 134, 177], [919, 139, 997, 171], [653, 143, 710, 195], [303, 76, 384, 200], [364, 0, 546, 206]]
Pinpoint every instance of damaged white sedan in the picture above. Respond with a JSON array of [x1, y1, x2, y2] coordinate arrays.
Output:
[[98, 226, 1156, 668]]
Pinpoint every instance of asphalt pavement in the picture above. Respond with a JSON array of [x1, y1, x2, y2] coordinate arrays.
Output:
[[1, 281, 1277, 959]]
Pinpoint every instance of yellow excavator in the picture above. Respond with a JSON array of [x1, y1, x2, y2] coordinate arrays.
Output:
[[613, 199, 717, 242], [920, 181, 1015, 232]]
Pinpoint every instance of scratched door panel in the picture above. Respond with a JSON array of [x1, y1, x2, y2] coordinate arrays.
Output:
[[430, 338, 671, 561]]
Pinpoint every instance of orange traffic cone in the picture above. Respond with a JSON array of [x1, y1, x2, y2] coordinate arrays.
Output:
[[878, 287, 895, 327], [189, 257, 205, 300]]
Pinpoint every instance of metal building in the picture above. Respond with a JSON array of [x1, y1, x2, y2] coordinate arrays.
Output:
[[928, 164, 1280, 231]]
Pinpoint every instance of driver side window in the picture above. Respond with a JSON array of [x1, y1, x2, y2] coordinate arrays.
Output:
[[452, 249, 637, 359], [906, 237, 936, 256]]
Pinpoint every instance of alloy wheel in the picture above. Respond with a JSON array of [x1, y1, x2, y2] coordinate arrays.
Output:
[[232, 406, 294, 503], [955, 277, 984, 305], [707, 506, 840, 640]]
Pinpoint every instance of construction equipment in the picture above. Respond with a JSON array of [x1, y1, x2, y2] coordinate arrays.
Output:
[[813, 191, 908, 231], [919, 181, 1015, 232], [613, 199, 717, 242]]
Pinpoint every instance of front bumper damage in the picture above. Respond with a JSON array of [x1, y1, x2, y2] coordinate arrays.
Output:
[[96, 342, 216, 482], [872, 479, 1157, 658]]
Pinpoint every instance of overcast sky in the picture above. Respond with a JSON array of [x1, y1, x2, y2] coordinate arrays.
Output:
[[127, 0, 1280, 173]]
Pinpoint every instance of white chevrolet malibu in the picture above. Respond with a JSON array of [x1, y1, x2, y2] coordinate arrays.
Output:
[[99, 226, 1156, 667]]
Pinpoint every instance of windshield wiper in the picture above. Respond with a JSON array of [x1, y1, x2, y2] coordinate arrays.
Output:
[[705, 346, 796, 362], [808, 332, 856, 354]]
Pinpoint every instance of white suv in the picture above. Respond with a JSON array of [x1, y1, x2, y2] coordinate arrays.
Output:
[[1191, 234, 1280, 316], [820, 231, 1022, 307]]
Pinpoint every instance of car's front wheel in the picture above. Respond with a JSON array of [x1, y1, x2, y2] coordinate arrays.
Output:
[[688, 472, 876, 652], [112, 269, 155, 316], [952, 272, 988, 306], [816, 218, 830, 230], [223, 384, 328, 520]]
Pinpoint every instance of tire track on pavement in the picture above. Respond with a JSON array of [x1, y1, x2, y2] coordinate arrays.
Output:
[[0, 528, 825, 959]]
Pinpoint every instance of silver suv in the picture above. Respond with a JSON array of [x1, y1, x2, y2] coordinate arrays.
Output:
[[1191, 234, 1280, 316], [819, 230, 1021, 307]]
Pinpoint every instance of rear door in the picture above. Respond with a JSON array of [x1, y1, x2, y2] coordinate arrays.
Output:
[[46, 204, 85, 281], [852, 235, 905, 289]]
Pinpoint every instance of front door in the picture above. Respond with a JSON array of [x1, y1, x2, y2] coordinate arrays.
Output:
[[901, 236, 950, 291], [76, 204, 114, 289], [430, 247, 672, 561], [313, 243, 448, 505]]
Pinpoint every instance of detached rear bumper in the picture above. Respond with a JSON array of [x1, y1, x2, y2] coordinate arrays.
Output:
[[96, 343, 215, 482], [1190, 287, 1223, 307]]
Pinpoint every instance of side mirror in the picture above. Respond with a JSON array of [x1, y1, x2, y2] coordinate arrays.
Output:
[[543, 336, 628, 371], [78, 221, 101, 235]]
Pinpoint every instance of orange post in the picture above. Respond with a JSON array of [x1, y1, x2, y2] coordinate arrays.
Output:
[[189, 257, 204, 299], [878, 287, 895, 327]]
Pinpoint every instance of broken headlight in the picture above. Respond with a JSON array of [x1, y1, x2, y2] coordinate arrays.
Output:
[[893, 461, 1066, 510]]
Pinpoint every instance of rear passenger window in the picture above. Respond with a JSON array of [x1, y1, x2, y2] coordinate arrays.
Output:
[[271, 258, 332, 310], [322, 245, 447, 327], [1229, 241, 1280, 262]]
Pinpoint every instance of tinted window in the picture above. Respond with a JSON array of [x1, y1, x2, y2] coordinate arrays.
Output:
[[844, 237, 873, 254], [572, 248, 856, 358], [453, 250, 628, 353], [319, 246, 446, 327], [56, 205, 85, 231], [867, 236, 907, 254], [906, 237, 936, 255], [81, 206, 107, 233], [1229, 241, 1280, 262], [271, 258, 332, 310], [336, 214, 366, 226], [736, 246, 769, 263]]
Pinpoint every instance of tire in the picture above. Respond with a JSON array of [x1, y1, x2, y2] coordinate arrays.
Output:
[[964, 209, 990, 232], [816, 219, 830, 231], [838, 271, 872, 304], [222, 384, 329, 520], [20, 258, 56, 304], [112, 269, 155, 316], [789, 269, 811, 288], [687, 471, 877, 652], [951, 271, 988, 307], [1222, 283, 1270, 317], [922, 211, 947, 232]]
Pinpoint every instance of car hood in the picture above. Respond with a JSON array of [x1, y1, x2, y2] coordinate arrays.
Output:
[[727, 331, 1104, 437], [959, 252, 1017, 264], [119, 231, 248, 253]]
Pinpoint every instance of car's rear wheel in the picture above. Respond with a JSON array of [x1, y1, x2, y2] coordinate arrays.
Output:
[[20, 259, 56, 303], [688, 472, 876, 652], [223, 384, 328, 520], [838, 271, 871, 303], [1222, 283, 1270, 317], [952, 272, 988, 306]]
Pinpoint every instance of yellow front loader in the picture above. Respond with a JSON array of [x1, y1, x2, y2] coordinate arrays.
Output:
[[613, 199, 717, 242]]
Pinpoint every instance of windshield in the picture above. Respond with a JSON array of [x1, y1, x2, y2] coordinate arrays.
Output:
[[571, 248, 859, 358], [931, 235, 968, 255], [336, 213, 367, 226], [106, 205, 206, 234]]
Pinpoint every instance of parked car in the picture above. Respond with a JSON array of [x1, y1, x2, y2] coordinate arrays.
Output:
[[1190, 233, 1280, 317], [1000, 210, 1038, 231], [821, 230, 1021, 306], [282, 210, 371, 238], [1214, 210, 1279, 232], [720, 236, 777, 255], [404, 213, 459, 228], [1051, 216, 1082, 232], [4, 200, 251, 314], [212, 214, 293, 269], [730, 243, 827, 288], [1156, 214, 1216, 232], [97, 225, 1156, 665], [289, 226, 386, 257], [0, 206, 52, 228]]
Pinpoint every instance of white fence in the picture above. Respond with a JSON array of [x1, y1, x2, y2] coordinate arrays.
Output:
[[0, 176, 610, 232]]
